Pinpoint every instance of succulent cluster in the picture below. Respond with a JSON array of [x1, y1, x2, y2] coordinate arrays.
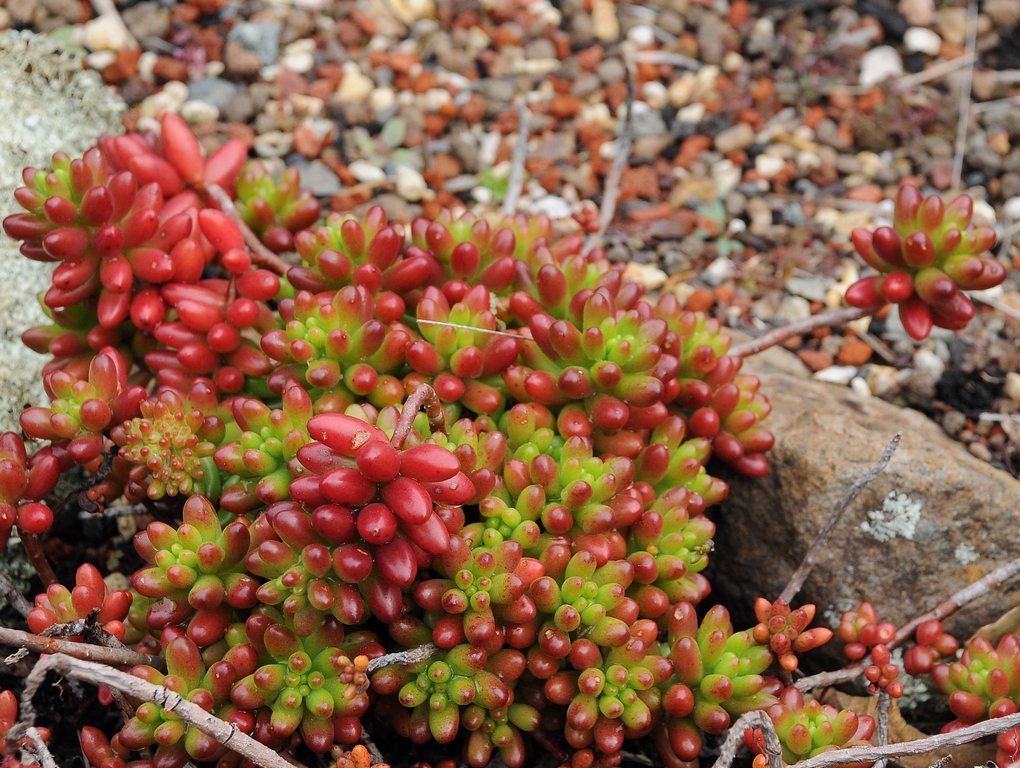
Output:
[[932, 634, 1020, 728], [844, 184, 1006, 339], [6, 118, 975, 768]]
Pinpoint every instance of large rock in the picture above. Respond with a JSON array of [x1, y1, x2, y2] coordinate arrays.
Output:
[[0, 31, 125, 434], [707, 345, 1020, 657]]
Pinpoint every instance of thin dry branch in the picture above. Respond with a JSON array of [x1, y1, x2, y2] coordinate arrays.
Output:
[[204, 183, 292, 276], [778, 432, 902, 604], [795, 709, 1020, 768], [0, 571, 32, 618], [390, 385, 445, 448], [730, 307, 873, 358], [710, 711, 784, 768], [11, 654, 300, 768], [873, 690, 891, 768], [0, 626, 166, 670], [950, 2, 978, 194], [20, 727, 58, 768], [19, 532, 57, 587], [797, 552, 1020, 691], [501, 100, 529, 217], [365, 642, 439, 674], [584, 64, 636, 255]]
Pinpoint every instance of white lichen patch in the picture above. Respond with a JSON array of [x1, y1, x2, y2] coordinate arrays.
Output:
[[954, 543, 979, 565], [860, 492, 922, 543]]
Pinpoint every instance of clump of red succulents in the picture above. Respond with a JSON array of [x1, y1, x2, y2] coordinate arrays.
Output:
[[844, 184, 1006, 339], [4, 118, 990, 768]]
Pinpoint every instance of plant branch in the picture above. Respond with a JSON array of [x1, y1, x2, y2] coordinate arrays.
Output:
[[19, 532, 57, 587], [501, 100, 529, 217], [584, 62, 636, 255], [390, 385, 446, 448], [0, 626, 166, 670], [950, 1, 978, 195], [204, 183, 292, 276], [796, 552, 1020, 691], [795, 709, 1020, 768], [873, 690, 891, 768], [0, 571, 32, 618], [710, 711, 784, 768], [10, 654, 301, 768], [730, 307, 873, 358], [778, 432, 902, 604], [365, 642, 439, 674]]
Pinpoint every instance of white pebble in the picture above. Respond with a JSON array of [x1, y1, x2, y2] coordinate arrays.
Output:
[[904, 27, 942, 56], [754, 154, 786, 179], [676, 102, 705, 124], [641, 81, 668, 111], [348, 161, 387, 183], [180, 100, 219, 124], [530, 195, 572, 219], [866, 365, 901, 396], [973, 199, 996, 226], [472, 186, 494, 205], [394, 165, 431, 202], [622, 262, 668, 290], [859, 46, 903, 88], [626, 24, 656, 47], [137, 51, 158, 82], [369, 87, 396, 114], [814, 366, 858, 385], [703, 256, 735, 286], [419, 88, 452, 112], [253, 131, 294, 158], [721, 51, 744, 73], [1004, 196, 1020, 220], [280, 51, 315, 74], [913, 349, 946, 380], [82, 14, 132, 52], [86, 50, 117, 71], [850, 377, 872, 398], [336, 63, 375, 102], [137, 81, 189, 118], [1006, 372, 1020, 405]]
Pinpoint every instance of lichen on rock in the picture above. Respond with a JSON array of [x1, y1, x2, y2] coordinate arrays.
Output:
[[0, 30, 125, 434]]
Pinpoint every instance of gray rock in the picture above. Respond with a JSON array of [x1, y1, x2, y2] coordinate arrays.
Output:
[[187, 78, 241, 112], [476, 79, 515, 104], [596, 58, 627, 84], [709, 353, 1020, 656], [294, 159, 341, 197], [571, 73, 602, 99], [0, 32, 125, 434], [631, 134, 672, 162], [449, 131, 480, 172], [714, 123, 755, 155], [122, 1, 169, 40], [223, 91, 256, 124], [227, 21, 282, 66], [696, 14, 725, 64], [531, 132, 575, 162]]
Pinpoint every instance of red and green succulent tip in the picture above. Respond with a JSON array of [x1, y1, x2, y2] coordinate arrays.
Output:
[[0, 431, 60, 547], [28, 563, 132, 639], [844, 184, 1007, 340], [933, 634, 1020, 728], [752, 599, 832, 672], [743, 685, 876, 766], [837, 601, 896, 660]]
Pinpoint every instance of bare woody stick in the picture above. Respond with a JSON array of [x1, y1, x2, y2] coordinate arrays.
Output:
[[390, 384, 446, 448], [729, 307, 873, 358], [10, 654, 301, 768], [365, 642, 439, 674], [501, 100, 529, 217], [778, 432, 902, 604], [710, 710, 784, 768], [0, 571, 32, 618], [0, 626, 166, 670], [584, 63, 636, 255], [795, 709, 1020, 768], [19, 532, 57, 587], [204, 183, 292, 276], [796, 552, 1020, 691]]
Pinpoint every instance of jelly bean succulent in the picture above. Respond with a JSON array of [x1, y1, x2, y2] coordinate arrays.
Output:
[[932, 634, 1020, 727], [3, 117, 990, 768], [844, 184, 1007, 339]]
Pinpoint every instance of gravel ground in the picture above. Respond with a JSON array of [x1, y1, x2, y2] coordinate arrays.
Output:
[[3, 0, 1020, 474]]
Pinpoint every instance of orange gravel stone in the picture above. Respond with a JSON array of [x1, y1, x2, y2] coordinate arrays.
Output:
[[686, 288, 715, 313], [846, 184, 884, 203], [549, 94, 584, 120], [837, 339, 873, 366], [796, 349, 835, 372]]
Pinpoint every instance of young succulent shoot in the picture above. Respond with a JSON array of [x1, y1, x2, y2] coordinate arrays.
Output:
[[752, 598, 833, 672], [932, 634, 1020, 727], [27, 563, 132, 639], [844, 184, 1007, 340], [902, 620, 959, 676], [0, 432, 60, 547], [837, 602, 895, 661], [233, 161, 322, 252]]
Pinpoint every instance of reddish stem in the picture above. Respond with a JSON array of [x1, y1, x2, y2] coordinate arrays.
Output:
[[390, 384, 446, 448], [20, 531, 57, 587], [730, 306, 874, 358], [203, 183, 292, 277]]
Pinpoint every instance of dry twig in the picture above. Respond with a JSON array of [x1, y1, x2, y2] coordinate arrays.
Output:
[[795, 710, 1020, 768], [19, 532, 57, 587], [501, 100, 529, 217], [797, 552, 1020, 691], [0, 571, 32, 618], [778, 432, 902, 604], [730, 307, 873, 358], [584, 63, 636, 255], [204, 183, 292, 276], [390, 386, 445, 448], [10, 654, 299, 768], [710, 711, 783, 768], [365, 642, 439, 674], [873, 690, 891, 768], [0, 626, 165, 670], [950, 2, 978, 194]]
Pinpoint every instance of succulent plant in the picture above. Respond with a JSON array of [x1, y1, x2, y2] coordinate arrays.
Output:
[[837, 602, 895, 661], [233, 161, 321, 253], [743, 686, 875, 766], [27, 563, 132, 639], [0, 432, 60, 547], [932, 634, 1020, 726], [844, 184, 1007, 340], [902, 619, 959, 676], [751, 599, 832, 672]]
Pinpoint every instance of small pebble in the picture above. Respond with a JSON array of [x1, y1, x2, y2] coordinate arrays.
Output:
[[622, 262, 668, 291], [943, 411, 967, 437], [253, 131, 294, 158], [904, 27, 942, 56], [850, 377, 872, 398], [1003, 197, 1020, 220], [968, 442, 993, 462], [913, 349, 946, 381], [530, 195, 572, 219], [81, 15, 133, 52], [859, 46, 903, 88], [866, 365, 901, 397], [814, 366, 858, 385], [394, 165, 430, 201], [180, 99, 219, 124], [1005, 372, 1020, 405], [348, 160, 388, 183]]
